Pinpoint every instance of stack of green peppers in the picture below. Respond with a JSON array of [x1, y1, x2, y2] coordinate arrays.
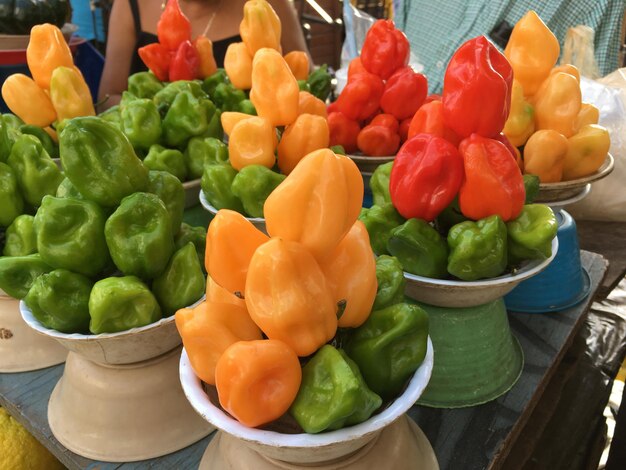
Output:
[[289, 254, 429, 433], [359, 163, 557, 281], [0, 115, 207, 335]]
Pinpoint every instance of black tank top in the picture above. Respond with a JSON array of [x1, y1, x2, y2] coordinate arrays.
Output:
[[128, 0, 242, 75]]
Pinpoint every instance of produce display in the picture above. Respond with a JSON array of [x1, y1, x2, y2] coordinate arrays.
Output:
[[0, 0, 69, 35], [177, 148, 429, 432]]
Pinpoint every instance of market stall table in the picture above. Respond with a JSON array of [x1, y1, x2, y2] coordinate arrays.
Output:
[[0, 251, 607, 469]]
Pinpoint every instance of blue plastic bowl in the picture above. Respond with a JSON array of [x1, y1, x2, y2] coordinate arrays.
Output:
[[504, 210, 590, 313]]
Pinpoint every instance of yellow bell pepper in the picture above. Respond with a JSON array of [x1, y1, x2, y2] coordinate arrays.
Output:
[[194, 36, 218, 79], [504, 11, 560, 96], [250, 48, 299, 127], [562, 124, 610, 180], [284, 51, 309, 81], [205, 209, 269, 294], [221, 111, 253, 136], [1, 74, 57, 127], [533, 72, 581, 138], [523, 130, 569, 183], [228, 116, 277, 170], [224, 42, 253, 90], [298, 91, 327, 118], [264, 148, 363, 262], [49, 66, 95, 121], [319, 220, 377, 328], [175, 300, 262, 385], [551, 64, 580, 83], [240, 0, 282, 56], [26, 24, 74, 90], [206, 276, 246, 309], [503, 80, 535, 147], [277, 113, 330, 175], [245, 237, 338, 356], [575, 103, 600, 131]]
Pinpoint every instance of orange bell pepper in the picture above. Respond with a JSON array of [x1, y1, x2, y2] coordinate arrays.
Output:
[[319, 221, 377, 328], [224, 42, 253, 90], [215, 339, 301, 427], [298, 91, 327, 118], [503, 80, 535, 147], [176, 300, 262, 385], [575, 103, 600, 131], [504, 11, 560, 96], [44, 127, 58, 143], [245, 238, 338, 356], [1, 74, 57, 127], [49, 66, 96, 121], [221, 111, 254, 136], [206, 276, 246, 308], [205, 209, 269, 294], [523, 130, 569, 183], [240, 0, 282, 56], [194, 36, 218, 79], [551, 64, 580, 83], [277, 113, 330, 175], [264, 149, 363, 262], [407, 100, 460, 146], [26, 24, 74, 90], [250, 48, 299, 127], [284, 51, 309, 81], [228, 116, 277, 170], [562, 124, 610, 180], [533, 72, 581, 138]]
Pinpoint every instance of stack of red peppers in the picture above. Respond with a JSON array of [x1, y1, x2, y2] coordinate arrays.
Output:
[[138, 0, 218, 82], [328, 20, 428, 156]]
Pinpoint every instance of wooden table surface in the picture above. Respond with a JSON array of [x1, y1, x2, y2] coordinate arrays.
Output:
[[0, 251, 608, 470]]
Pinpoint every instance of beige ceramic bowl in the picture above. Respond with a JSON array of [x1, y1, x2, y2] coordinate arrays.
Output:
[[183, 178, 202, 208], [180, 339, 436, 468], [199, 190, 267, 233], [404, 237, 559, 308], [0, 290, 66, 372]]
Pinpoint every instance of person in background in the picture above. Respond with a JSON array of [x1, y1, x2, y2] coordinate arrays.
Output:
[[98, 0, 309, 108]]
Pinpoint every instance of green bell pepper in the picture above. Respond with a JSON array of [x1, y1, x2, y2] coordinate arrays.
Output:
[[19, 124, 58, 159], [3, 215, 36, 257], [0, 254, 53, 299], [307, 64, 332, 102], [152, 242, 205, 316], [128, 71, 164, 99], [162, 91, 216, 148], [55, 177, 84, 200], [147, 170, 185, 234], [213, 82, 246, 112], [98, 105, 122, 129], [447, 215, 508, 281], [201, 69, 228, 99], [7, 134, 63, 208], [25, 269, 92, 333], [202, 108, 223, 140], [153, 80, 207, 111], [231, 165, 285, 218], [0, 162, 24, 227], [373, 255, 405, 310], [35, 195, 111, 277], [120, 98, 162, 150], [297, 79, 311, 92], [358, 203, 405, 255], [387, 218, 448, 279], [89, 275, 162, 334], [289, 345, 382, 433], [523, 174, 540, 204], [2, 114, 24, 130], [175, 223, 207, 269], [330, 145, 346, 155], [201, 163, 244, 213], [144, 144, 187, 181], [184, 136, 229, 180], [345, 303, 429, 399], [120, 91, 140, 108], [105, 192, 175, 279], [507, 204, 557, 264], [0, 115, 14, 162], [435, 196, 468, 234], [237, 99, 256, 115], [369, 161, 393, 206]]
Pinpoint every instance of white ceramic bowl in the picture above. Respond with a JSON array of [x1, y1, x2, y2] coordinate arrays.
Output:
[[183, 178, 202, 208], [535, 153, 614, 203], [404, 237, 559, 308], [545, 183, 591, 211], [180, 338, 434, 465], [199, 190, 267, 233]]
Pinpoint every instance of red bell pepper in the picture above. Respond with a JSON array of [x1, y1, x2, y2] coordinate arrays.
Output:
[[137, 43, 171, 82], [370, 114, 399, 133], [157, 0, 192, 51], [347, 57, 367, 80], [389, 134, 464, 221], [357, 124, 400, 157], [333, 71, 384, 121], [169, 40, 200, 81], [442, 36, 513, 139], [424, 93, 442, 104], [328, 111, 360, 154], [408, 100, 460, 145], [399, 117, 411, 143], [380, 66, 428, 120], [360, 19, 410, 80], [458, 134, 525, 221], [494, 132, 523, 170]]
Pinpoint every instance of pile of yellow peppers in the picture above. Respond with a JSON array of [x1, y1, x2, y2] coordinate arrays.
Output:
[[503, 11, 610, 182], [1, 24, 95, 138], [221, 0, 329, 174], [176, 148, 377, 428]]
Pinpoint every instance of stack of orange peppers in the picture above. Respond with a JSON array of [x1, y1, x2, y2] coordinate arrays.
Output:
[[502, 11, 610, 182], [176, 148, 378, 428], [1, 24, 95, 136]]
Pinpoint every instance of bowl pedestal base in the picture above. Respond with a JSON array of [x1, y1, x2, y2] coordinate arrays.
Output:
[[47, 348, 214, 462], [199, 414, 438, 470]]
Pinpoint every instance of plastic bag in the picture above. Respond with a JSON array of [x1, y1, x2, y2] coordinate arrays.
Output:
[[561, 25, 601, 79], [568, 69, 626, 222]]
